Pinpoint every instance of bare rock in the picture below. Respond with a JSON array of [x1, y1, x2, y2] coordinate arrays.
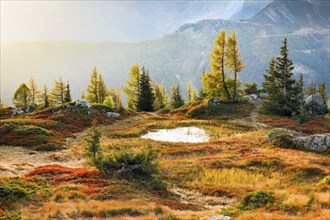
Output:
[[208, 98, 222, 107], [268, 128, 330, 152], [304, 93, 327, 115], [294, 134, 330, 152]]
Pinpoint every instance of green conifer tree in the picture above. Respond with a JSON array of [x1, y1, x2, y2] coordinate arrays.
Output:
[[262, 38, 300, 115], [307, 81, 317, 95], [225, 30, 245, 100], [170, 84, 184, 109], [98, 74, 108, 103], [64, 81, 72, 102], [13, 83, 32, 107], [40, 85, 50, 108], [318, 82, 327, 105], [28, 76, 39, 105], [51, 77, 66, 104], [87, 67, 99, 103], [137, 67, 154, 112], [123, 64, 140, 110], [210, 29, 231, 100]]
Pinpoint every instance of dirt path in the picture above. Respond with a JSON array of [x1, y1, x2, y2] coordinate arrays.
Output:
[[0, 131, 88, 177], [169, 187, 236, 211], [230, 99, 267, 128]]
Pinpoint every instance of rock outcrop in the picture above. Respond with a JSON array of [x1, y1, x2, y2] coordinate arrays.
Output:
[[304, 93, 327, 115], [208, 98, 222, 107], [268, 128, 329, 152], [294, 134, 330, 152]]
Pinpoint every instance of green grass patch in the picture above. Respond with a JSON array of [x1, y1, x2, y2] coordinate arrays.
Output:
[[239, 190, 275, 210]]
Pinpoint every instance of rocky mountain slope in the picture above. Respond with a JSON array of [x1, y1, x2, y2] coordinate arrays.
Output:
[[1, 0, 329, 105]]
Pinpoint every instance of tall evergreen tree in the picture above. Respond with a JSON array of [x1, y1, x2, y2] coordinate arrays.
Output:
[[191, 89, 199, 102], [296, 73, 304, 103], [28, 76, 39, 105], [87, 67, 99, 103], [210, 29, 230, 100], [40, 85, 50, 108], [81, 90, 85, 99], [307, 81, 317, 95], [13, 83, 32, 107], [186, 81, 193, 103], [137, 67, 154, 112], [123, 64, 140, 110], [262, 38, 300, 115], [153, 82, 166, 111], [109, 88, 123, 108], [201, 70, 219, 98], [170, 84, 184, 109], [51, 77, 66, 104], [64, 81, 72, 102], [98, 74, 108, 103], [225, 30, 245, 100], [318, 82, 327, 105], [103, 96, 114, 108]]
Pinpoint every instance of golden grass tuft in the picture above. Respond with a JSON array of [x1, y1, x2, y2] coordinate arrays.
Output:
[[194, 168, 264, 189]]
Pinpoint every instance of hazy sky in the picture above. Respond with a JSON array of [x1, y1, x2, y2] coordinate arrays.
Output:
[[1, 1, 244, 43]]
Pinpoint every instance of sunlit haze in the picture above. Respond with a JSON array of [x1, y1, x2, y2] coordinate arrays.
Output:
[[1, 1, 243, 43]]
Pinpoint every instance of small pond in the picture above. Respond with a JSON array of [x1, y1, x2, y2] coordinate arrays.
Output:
[[141, 126, 210, 143]]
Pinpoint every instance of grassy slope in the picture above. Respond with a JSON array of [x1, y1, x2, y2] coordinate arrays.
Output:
[[1, 102, 330, 219]]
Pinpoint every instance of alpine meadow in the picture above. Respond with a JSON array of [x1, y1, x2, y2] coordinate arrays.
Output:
[[0, 1, 329, 220]]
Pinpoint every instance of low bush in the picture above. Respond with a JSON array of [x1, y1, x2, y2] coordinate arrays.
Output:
[[0, 177, 51, 209], [14, 125, 53, 136], [239, 190, 275, 210], [92, 103, 113, 112], [0, 124, 17, 135], [319, 176, 330, 185], [267, 129, 296, 148], [100, 146, 161, 181], [99, 208, 145, 217]]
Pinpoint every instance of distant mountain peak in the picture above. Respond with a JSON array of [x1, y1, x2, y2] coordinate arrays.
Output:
[[248, 0, 329, 30]]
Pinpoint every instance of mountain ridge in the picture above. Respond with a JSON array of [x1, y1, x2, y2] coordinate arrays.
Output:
[[1, 0, 329, 105]]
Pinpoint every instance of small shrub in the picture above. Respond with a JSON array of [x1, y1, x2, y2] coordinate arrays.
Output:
[[319, 176, 330, 185], [0, 177, 51, 209], [81, 210, 95, 218], [154, 207, 164, 215], [92, 103, 113, 112], [158, 213, 181, 220], [100, 146, 160, 181], [68, 191, 87, 200], [85, 126, 103, 165], [0, 211, 21, 220], [158, 108, 171, 114], [0, 124, 17, 135], [99, 208, 144, 217], [267, 129, 296, 148], [186, 104, 206, 118], [54, 193, 65, 202], [14, 125, 53, 136], [239, 190, 275, 210]]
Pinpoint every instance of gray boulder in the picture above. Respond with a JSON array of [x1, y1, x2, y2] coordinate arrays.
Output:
[[106, 112, 120, 118], [268, 128, 330, 152], [304, 93, 327, 115], [208, 98, 222, 107], [294, 134, 330, 152]]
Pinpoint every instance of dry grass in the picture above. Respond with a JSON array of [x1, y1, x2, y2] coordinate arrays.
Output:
[[2, 110, 330, 220], [194, 168, 264, 189]]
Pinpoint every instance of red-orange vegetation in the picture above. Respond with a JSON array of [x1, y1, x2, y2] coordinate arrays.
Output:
[[26, 164, 100, 184], [259, 115, 330, 134]]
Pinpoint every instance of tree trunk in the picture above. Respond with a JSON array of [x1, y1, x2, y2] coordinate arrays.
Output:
[[233, 71, 237, 100]]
